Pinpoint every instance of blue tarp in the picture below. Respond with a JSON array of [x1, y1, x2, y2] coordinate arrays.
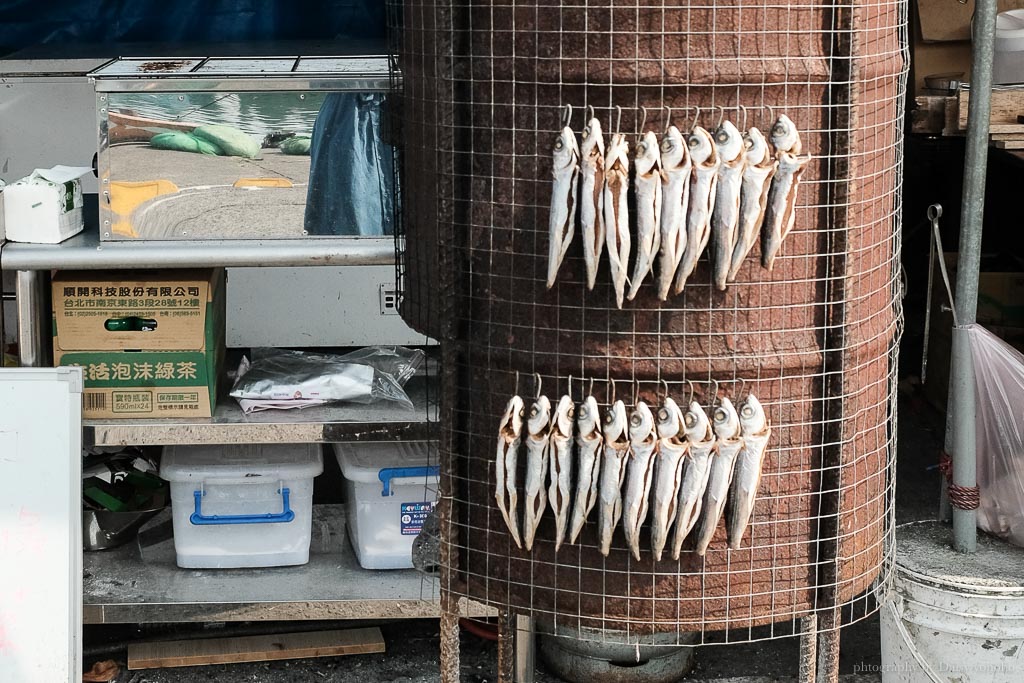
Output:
[[0, 0, 385, 52]]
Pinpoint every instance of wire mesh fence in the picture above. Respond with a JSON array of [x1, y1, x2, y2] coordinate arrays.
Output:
[[390, 0, 907, 647]]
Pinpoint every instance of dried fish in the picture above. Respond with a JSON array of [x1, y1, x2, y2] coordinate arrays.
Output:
[[670, 401, 716, 560], [569, 396, 603, 545], [627, 131, 663, 301], [522, 395, 552, 551], [650, 397, 687, 561], [710, 121, 747, 291], [728, 127, 777, 282], [726, 394, 772, 549], [761, 115, 811, 271], [546, 124, 580, 288], [579, 116, 606, 290], [598, 400, 630, 556], [694, 397, 743, 556], [622, 402, 658, 560], [603, 133, 631, 309], [674, 127, 720, 294], [657, 125, 691, 301], [494, 395, 525, 548], [547, 395, 575, 552]]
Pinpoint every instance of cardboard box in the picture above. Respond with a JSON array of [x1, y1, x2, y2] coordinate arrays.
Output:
[[52, 269, 225, 419]]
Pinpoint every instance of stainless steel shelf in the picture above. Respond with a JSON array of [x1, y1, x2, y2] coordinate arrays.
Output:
[[85, 377, 435, 447], [84, 506, 490, 624], [0, 227, 395, 271]]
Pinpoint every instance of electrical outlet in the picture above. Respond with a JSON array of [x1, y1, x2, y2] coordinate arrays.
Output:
[[379, 286, 400, 315]]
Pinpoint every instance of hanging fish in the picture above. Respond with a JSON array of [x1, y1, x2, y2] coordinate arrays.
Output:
[[726, 393, 772, 549], [728, 127, 777, 282], [657, 125, 691, 301], [694, 397, 743, 556], [603, 133, 631, 309], [547, 395, 575, 552], [627, 132, 662, 301], [522, 395, 552, 551], [670, 401, 717, 560], [622, 401, 658, 560], [597, 400, 630, 556], [569, 396, 603, 545], [649, 397, 687, 562], [761, 114, 811, 271], [579, 116, 606, 290], [674, 127, 720, 294], [494, 395, 525, 548], [710, 121, 747, 291], [546, 118, 580, 289]]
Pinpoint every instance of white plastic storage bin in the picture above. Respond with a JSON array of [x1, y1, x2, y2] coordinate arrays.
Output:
[[160, 444, 323, 569], [996, 10, 1024, 84], [333, 441, 439, 569]]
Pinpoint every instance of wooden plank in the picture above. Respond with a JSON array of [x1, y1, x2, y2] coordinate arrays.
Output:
[[988, 123, 1024, 134], [992, 140, 1024, 149], [989, 133, 1024, 141], [957, 87, 1024, 130], [128, 627, 385, 670]]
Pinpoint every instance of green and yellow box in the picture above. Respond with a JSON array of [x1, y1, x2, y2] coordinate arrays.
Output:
[[52, 269, 225, 419]]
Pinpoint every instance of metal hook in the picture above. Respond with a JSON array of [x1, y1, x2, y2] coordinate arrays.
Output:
[[663, 106, 672, 133], [639, 106, 648, 137], [609, 378, 617, 405], [739, 105, 748, 130], [661, 379, 670, 403], [766, 105, 775, 126], [615, 106, 622, 135], [562, 104, 572, 128], [686, 380, 695, 405], [709, 379, 719, 404], [535, 372, 543, 398], [514, 371, 520, 396], [586, 104, 595, 122], [715, 105, 726, 129], [568, 374, 574, 402], [633, 379, 640, 405], [737, 377, 747, 400], [588, 377, 595, 399], [690, 106, 701, 131]]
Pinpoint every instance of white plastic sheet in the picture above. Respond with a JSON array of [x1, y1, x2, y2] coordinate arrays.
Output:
[[970, 324, 1024, 546]]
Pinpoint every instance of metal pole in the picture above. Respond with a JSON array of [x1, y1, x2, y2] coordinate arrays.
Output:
[[949, 0, 999, 553], [16, 270, 50, 368], [514, 615, 535, 683]]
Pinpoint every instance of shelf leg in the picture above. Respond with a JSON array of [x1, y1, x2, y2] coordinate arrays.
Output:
[[439, 590, 460, 683], [497, 609, 515, 683], [798, 613, 818, 683], [815, 614, 840, 683], [515, 614, 535, 683], [16, 270, 50, 367]]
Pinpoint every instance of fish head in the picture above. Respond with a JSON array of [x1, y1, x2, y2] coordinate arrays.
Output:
[[552, 394, 575, 435], [659, 125, 687, 171], [684, 401, 712, 443], [770, 114, 802, 154], [580, 117, 605, 159], [501, 395, 525, 437], [713, 120, 745, 163], [576, 395, 601, 436], [604, 133, 630, 173], [634, 131, 661, 175], [656, 397, 685, 439], [527, 395, 552, 436], [687, 126, 716, 165], [628, 401, 656, 443], [553, 126, 579, 171], [712, 397, 741, 440], [739, 393, 768, 436], [743, 127, 771, 166], [602, 400, 628, 443]]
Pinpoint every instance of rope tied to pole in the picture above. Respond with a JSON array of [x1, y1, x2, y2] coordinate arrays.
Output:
[[939, 450, 981, 510]]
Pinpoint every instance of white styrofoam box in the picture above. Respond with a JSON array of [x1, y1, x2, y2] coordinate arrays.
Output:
[[160, 444, 323, 569], [3, 165, 90, 244], [333, 441, 439, 569]]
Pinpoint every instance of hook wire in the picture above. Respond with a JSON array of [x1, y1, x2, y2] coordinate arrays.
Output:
[[639, 106, 648, 138], [739, 105, 748, 130], [609, 378, 617, 405], [588, 377, 595, 400], [562, 103, 572, 128], [690, 106, 701, 131], [662, 379, 670, 403], [535, 372, 543, 398], [687, 380, 695, 405], [586, 104, 595, 122], [766, 105, 775, 126], [568, 374, 574, 402], [709, 379, 720, 404], [716, 105, 726, 129], [514, 371, 520, 396], [663, 106, 672, 133], [615, 105, 623, 135]]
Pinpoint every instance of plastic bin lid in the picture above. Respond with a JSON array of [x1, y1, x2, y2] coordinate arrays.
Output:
[[997, 10, 1024, 49], [332, 441, 436, 483], [160, 444, 323, 483]]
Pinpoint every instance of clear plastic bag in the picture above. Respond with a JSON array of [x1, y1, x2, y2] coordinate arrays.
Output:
[[230, 346, 425, 413], [970, 324, 1024, 546]]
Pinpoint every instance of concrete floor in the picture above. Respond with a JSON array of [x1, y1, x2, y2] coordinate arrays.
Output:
[[88, 388, 944, 682]]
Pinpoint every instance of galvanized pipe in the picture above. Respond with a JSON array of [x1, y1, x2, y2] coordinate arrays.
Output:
[[16, 270, 50, 368], [950, 0, 1000, 553]]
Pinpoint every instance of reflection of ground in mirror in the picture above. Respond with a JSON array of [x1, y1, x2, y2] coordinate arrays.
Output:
[[107, 146, 311, 239]]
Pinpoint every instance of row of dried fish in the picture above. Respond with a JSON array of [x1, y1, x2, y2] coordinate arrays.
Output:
[[547, 107, 812, 306], [494, 391, 772, 559]]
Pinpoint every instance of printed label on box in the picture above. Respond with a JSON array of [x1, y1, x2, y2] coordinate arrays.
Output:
[[400, 501, 434, 536], [112, 390, 153, 414]]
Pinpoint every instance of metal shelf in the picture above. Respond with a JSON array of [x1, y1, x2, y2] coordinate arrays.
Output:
[[84, 506, 489, 624], [85, 377, 435, 447], [0, 226, 395, 271]]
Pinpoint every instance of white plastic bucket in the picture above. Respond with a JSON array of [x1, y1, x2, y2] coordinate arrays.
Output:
[[880, 521, 1024, 682], [993, 10, 1024, 84], [160, 444, 323, 569]]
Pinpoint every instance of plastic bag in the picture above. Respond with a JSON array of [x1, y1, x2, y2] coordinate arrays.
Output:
[[230, 346, 425, 413], [970, 324, 1024, 546], [150, 131, 223, 156], [279, 135, 312, 155], [192, 124, 261, 159]]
